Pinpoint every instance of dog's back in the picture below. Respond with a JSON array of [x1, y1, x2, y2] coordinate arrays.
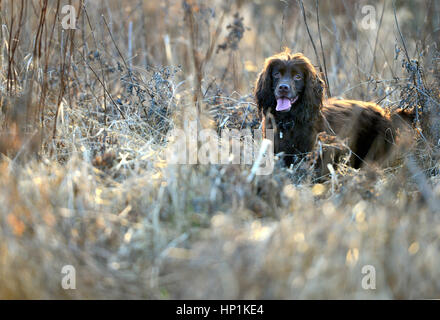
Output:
[[321, 98, 414, 168]]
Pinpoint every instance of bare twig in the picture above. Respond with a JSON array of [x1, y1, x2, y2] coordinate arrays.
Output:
[[81, 55, 127, 120], [393, 0, 423, 124], [315, 0, 331, 97], [392, 0, 411, 63], [102, 15, 131, 72], [368, 0, 386, 75], [297, 0, 325, 91]]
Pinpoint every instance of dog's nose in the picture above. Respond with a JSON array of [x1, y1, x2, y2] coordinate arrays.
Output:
[[278, 83, 290, 94]]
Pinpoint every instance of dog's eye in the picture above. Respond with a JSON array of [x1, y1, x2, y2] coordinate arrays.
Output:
[[273, 71, 281, 78], [294, 74, 302, 81]]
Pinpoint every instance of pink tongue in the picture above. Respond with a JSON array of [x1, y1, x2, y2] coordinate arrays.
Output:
[[276, 98, 291, 111]]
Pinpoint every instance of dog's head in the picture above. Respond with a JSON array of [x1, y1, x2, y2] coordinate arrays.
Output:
[[254, 49, 325, 118]]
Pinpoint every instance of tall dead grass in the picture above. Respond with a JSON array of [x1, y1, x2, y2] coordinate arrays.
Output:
[[0, 0, 439, 299]]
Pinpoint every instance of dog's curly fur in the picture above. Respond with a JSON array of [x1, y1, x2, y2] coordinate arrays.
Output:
[[255, 49, 414, 169]]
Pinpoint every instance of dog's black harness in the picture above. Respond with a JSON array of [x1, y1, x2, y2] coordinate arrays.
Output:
[[277, 120, 295, 131], [276, 120, 295, 139]]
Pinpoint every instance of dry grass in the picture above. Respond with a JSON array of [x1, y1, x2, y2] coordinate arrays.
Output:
[[0, 0, 439, 299]]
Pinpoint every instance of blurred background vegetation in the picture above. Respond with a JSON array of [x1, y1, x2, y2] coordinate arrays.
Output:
[[0, 0, 439, 299]]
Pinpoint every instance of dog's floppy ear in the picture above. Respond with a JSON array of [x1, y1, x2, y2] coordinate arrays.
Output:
[[302, 57, 325, 118], [254, 60, 277, 120]]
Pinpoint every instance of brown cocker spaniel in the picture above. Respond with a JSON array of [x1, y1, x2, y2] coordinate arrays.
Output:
[[254, 49, 414, 169]]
